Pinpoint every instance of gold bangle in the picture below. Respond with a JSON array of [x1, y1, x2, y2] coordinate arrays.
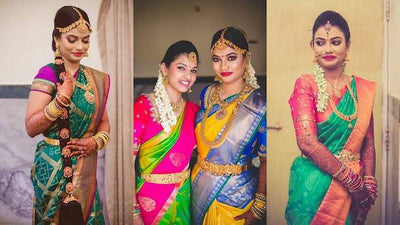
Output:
[[44, 107, 57, 121], [56, 95, 69, 107], [92, 136, 103, 150], [57, 92, 71, 103]]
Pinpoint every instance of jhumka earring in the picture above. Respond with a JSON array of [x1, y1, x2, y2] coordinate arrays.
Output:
[[84, 51, 89, 57], [188, 86, 193, 93], [214, 75, 222, 83], [54, 43, 63, 65]]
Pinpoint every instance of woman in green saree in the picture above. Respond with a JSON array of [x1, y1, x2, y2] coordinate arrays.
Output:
[[25, 6, 110, 225], [285, 11, 377, 225]]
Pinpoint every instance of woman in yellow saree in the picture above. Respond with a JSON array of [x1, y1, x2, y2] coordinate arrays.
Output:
[[285, 11, 377, 225], [191, 27, 267, 225]]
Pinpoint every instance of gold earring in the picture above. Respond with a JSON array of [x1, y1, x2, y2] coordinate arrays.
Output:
[[188, 86, 193, 93], [163, 73, 168, 85], [54, 43, 63, 65], [84, 51, 89, 57], [214, 75, 222, 83]]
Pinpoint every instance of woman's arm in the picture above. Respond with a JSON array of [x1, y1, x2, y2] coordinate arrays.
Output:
[[25, 91, 54, 137]]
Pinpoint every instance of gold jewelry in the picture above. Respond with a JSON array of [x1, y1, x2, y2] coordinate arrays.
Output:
[[54, 43, 63, 65], [56, 95, 69, 108], [325, 75, 343, 98], [44, 99, 64, 121], [188, 52, 197, 63], [188, 86, 193, 93], [57, 92, 71, 103], [171, 97, 184, 113], [199, 85, 250, 148], [214, 75, 222, 83], [93, 131, 110, 150], [74, 67, 95, 104], [56, 7, 92, 33], [140, 169, 190, 184], [84, 51, 89, 57], [328, 82, 357, 128], [211, 28, 246, 55], [197, 156, 249, 176]]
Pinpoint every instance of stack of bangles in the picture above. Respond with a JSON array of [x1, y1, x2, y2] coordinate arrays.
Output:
[[332, 164, 363, 193], [251, 192, 266, 220], [363, 175, 378, 203], [133, 203, 140, 219], [44, 93, 71, 121], [92, 131, 110, 150]]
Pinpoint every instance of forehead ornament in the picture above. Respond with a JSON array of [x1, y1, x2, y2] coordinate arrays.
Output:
[[324, 21, 332, 36], [56, 7, 92, 33], [188, 52, 197, 63], [211, 28, 246, 55]]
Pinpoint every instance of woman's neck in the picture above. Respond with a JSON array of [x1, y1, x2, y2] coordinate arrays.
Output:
[[63, 60, 81, 76], [165, 85, 182, 103], [220, 79, 244, 99], [323, 66, 343, 81]]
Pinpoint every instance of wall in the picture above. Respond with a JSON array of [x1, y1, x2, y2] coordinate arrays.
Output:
[[134, 0, 266, 78], [267, 1, 383, 224], [0, 0, 102, 85]]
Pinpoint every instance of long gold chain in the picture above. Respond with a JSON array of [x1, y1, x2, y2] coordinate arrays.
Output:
[[199, 84, 251, 148], [328, 81, 357, 127], [325, 74, 343, 98]]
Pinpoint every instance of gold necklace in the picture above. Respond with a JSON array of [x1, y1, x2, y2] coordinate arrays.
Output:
[[75, 66, 95, 104], [199, 84, 250, 148], [208, 85, 242, 120], [171, 97, 184, 113], [325, 74, 343, 98], [328, 81, 357, 128]]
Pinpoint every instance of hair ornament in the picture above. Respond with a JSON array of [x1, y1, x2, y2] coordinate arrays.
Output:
[[56, 7, 92, 33], [188, 52, 197, 63], [211, 28, 246, 55], [324, 21, 331, 36]]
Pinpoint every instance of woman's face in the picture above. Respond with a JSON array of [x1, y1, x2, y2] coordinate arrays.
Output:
[[162, 53, 198, 96], [55, 27, 91, 65], [312, 25, 349, 71], [212, 46, 246, 86]]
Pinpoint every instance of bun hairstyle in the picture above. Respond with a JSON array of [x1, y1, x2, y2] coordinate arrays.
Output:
[[312, 10, 350, 44], [161, 40, 199, 67]]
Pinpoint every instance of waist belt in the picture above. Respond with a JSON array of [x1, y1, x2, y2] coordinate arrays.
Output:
[[140, 169, 190, 184], [197, 156, 249, 176]]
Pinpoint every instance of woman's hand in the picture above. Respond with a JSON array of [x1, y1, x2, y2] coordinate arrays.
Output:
[[133, 214, 144, 225], [56, 72, 74, 99], [234, 209, 262, 225], [68, 137, 97, 159]]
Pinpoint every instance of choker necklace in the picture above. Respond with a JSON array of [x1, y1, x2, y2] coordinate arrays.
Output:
[[171, 97, 184, 114]]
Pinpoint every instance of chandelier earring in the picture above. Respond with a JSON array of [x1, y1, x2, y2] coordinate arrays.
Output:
[[54, 43, 63, 65]]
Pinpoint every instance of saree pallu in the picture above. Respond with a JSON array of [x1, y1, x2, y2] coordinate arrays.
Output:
[[30, 64, 110, 225], [285, 76, 375, 225], [191, 86, 266, 225], [134, 95, 198, 225]]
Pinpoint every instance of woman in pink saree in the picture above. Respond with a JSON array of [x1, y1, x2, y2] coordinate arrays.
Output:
[[133, 41, 199, 225]]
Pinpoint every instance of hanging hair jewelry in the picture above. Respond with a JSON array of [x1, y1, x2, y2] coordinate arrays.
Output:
[[153, 68, 177, 133], [56, 7, 92, 34], [211, 28, 247, 55]]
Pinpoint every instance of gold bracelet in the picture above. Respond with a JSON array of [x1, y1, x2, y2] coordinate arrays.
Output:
[[57, 92, 71, 103], [94, 131, 110, 149], [44, 107, 57, 121], [92, 136, 103, 150], [56, 95, 69, 107]]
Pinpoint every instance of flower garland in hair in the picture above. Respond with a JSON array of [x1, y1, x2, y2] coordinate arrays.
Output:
[[313, 63, 329, 112], [153, 70, 176, 133], [246, 58, 260, 89]]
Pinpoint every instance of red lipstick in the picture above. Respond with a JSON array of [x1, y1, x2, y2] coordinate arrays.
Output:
[[221, 72, 233, 77], [322, 55, 336, 61], [72, 52, 83, 57]]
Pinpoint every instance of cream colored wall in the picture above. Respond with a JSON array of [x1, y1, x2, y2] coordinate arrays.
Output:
[[267, 1, 383, 225], [0, 0, 102, 85], [134, 0, 266, 78]]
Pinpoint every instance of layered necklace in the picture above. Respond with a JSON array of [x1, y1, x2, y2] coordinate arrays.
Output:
[[328, 81, 358, 128], [65, 66, 95, 104], [199, 84, 251, 148]]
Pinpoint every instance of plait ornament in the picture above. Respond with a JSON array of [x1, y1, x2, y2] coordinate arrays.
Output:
[[56, 7, 92, 34], [211, 28, 247, 55]]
